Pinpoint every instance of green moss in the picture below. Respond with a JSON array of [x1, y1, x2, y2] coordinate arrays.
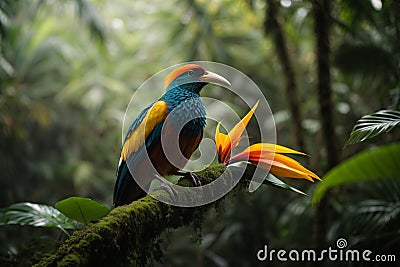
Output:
[[59, 254, 81, 266], [196, 164, 226, 184], [34, 164, 234, 267]]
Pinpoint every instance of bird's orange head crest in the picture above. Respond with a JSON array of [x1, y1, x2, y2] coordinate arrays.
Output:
[[163, 63, 231, 92], [163, 64, 205, 90]]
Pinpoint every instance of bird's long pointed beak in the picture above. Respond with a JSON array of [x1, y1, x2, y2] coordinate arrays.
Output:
[[200, 71, 231, 88]]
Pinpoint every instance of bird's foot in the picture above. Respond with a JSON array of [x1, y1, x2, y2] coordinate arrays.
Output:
[[177, 171, 202, 187]]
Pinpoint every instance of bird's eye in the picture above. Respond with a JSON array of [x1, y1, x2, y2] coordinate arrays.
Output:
[[188, 70, 194, 76]]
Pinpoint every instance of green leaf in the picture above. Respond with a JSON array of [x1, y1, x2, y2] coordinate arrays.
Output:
[[0, 202, 80, 234], [312, 142, 400, 204], [263, 173, 307, 196], [346, 109, 400, 146], [55, 197, 110, 224]]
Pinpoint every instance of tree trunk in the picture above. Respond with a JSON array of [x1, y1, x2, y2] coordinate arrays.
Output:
[[264, 0, 305, 151], [311, 0, 339, 252]]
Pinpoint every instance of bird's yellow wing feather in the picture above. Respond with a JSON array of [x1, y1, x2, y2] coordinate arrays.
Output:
[[121, 101, 168, 160]]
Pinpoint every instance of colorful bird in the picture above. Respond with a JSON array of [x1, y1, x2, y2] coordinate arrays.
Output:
[[113, 64, 231, 207]]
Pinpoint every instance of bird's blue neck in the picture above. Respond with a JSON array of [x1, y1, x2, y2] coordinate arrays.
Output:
[[163, 86, 206, 137], [165, 80, 206, 94]]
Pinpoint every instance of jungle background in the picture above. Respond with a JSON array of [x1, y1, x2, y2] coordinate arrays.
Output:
[[1, 0, 399, 266]]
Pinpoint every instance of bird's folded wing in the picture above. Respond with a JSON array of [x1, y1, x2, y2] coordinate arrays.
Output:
[[121, 101, 168, 160]]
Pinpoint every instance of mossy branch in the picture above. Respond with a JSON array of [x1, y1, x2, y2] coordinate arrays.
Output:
[[34, 164, 231, 267]]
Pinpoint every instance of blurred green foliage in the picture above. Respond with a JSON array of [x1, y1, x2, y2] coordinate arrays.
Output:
[[1, 0, 399, 266]]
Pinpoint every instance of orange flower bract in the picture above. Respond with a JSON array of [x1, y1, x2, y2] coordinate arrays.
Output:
[[215, 102, 320, 182], [215, 101, 259, 163]]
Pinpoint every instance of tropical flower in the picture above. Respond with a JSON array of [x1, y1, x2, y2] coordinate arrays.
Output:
[[215, 102, 320, 182]]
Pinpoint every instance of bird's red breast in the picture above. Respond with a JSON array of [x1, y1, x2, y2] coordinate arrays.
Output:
[[148, 117, 203, 176]]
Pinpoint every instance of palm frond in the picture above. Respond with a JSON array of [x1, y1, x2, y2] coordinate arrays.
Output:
[[0, 202, 81, 235], [345, 109, 400, 146], [336, 178, 400, 252], [350, 199, 400, 234]]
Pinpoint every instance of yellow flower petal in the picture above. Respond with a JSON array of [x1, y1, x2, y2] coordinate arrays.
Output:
[[215, 121, 229, 163], [272, 154, 320, 181], [227, 101, 259, 150], [228, 143, 307, 163], [270, 164, 314, 181], [215, 101, 259, 163], [243, 143, 307, 156], [254, 158, 313, 181], [255, 158, 315, 182]]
